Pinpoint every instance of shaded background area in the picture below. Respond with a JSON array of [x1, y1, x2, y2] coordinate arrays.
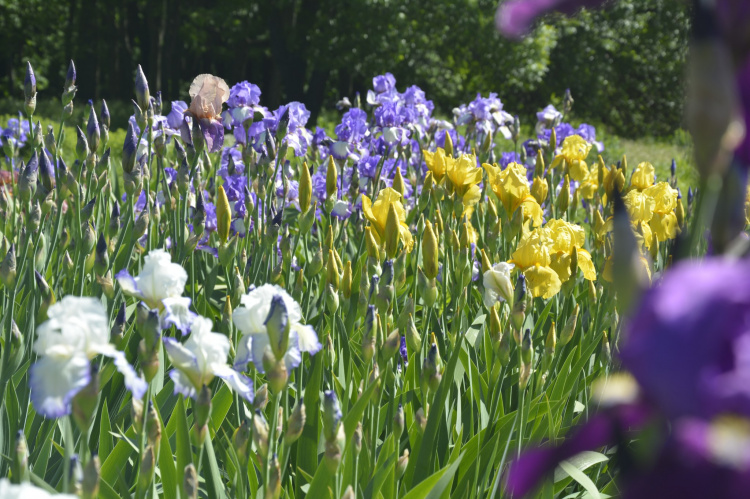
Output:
[[1, 0, 689, 136]]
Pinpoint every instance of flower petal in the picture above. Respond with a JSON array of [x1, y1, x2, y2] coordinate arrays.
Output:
[[30, 354, 91, 418], [213, 365, 254, 402]]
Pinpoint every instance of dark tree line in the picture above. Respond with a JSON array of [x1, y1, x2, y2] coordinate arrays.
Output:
[[1, 0, 690, 137]]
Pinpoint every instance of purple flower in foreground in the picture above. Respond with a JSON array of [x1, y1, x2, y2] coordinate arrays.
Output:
[[496, 0, 607, 39], [621, 258, 750, 420], [507, 257, 750, 498]]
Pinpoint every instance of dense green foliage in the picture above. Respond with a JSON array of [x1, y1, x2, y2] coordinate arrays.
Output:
[[1, 0, 689, 136]]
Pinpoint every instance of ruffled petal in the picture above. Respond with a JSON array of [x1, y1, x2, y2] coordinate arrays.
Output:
[[30, 354, 91, 418], [161, 296, 196, 335], [291, 323, 322, 355]]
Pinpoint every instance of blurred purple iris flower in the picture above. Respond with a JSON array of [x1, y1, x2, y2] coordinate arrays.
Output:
[[506, 258, 750, 498]]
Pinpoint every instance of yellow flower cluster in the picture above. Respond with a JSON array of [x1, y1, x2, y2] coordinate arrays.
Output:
[[423, 147, 483, 216], [483, 162, 544, 226], [509, 219, 597, 299], [623, 162, 680, 247]]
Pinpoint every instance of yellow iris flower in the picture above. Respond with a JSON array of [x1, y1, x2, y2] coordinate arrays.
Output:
[[623, 190, 655, 224], [539, 219, 597, 282], [361, 187, 414, 256], [446, 153, 483, 215], [510, 231, 561, 299], [551, 135, 592, 182], [423, 147, 449, 182], [484, 162, 544, 226], [644, 182, 679, 241], [630, 162, 655, 191]]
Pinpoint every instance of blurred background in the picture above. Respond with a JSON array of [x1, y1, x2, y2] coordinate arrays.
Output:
[[1, 0, 689, 138]]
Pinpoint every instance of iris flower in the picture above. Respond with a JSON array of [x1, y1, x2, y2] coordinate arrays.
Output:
[[232, 284, 321, 373], [445, 153, 484, 215], [183, 74, 230, 153], [116, 249, 195, 334], [30, 296, 147, 418], [483, 262, 515, 309], [484, 161, 544, 226], [164, 316, 253, 401], [510, 230, 562, 299], [361, 187, 414, 255], [550, 135, 592, 182]]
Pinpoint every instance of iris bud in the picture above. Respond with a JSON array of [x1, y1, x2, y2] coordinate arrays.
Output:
[[326, 156, 338, 200], [265, 295, 290, 360], [559, 304, 579, 346], [135, 65, 150, 112], [285, 402, 306, 445]]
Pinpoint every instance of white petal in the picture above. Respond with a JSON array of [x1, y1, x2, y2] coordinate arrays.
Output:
[[169, 369, 198, 399], [234, 334, 253, 371], [161, 296, 196, 335], [109, 350, 148, 399], [115, 269, 145, 300], [30, 354, 90, 418], [284, 346, 302, 373], [163, 337, 199, 372], [213, 365, 254, 402], [291, 323, 322, 355]]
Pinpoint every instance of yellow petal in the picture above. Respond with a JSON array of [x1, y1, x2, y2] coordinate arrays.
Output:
[[524, 265, 562, 299]]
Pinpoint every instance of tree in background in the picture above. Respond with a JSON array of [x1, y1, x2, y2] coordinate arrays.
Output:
[[0, 0, 689, 137]]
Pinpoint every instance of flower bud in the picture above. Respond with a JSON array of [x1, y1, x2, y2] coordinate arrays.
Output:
[[24, 61, 37, 115], [267, 453, 281, 499], [135, 65, 150, 112], [342, 485, 355, 499], [415, 407, 427, 433], [327, 249, 340, 291], [216, 184, 231, 244], [422, 343, 442, 393], [397, 449, 409, 478], [12, 430, 29, 484], [531, 176, 548, 206], [422, 220, 439, 279], [511, 273, 527, 333], [94, 232, 109, 276], [43, 125, 57, 157], [559, 304, 579, 346], [323, 390, 343, 441], [138, 338, 160, 383], [363, 305, 377, 363], [383, 329, 401, 361], [392, 166, 406, 196], [394, 403, 405, 439], [233, 419, 251, 466], [298, 162, 312, 213], [285, 402, 306, 445], [138, 445, 155, 492], [87, 106, 100, 154], [122, 121, 138, 174], [253, 410, 270, 460], [417, 267, 438, 308], [263, 349, 288, 393], [341, 261, 353, 299], [108, 201, 121, 238], [81, 454, 100, 499], [183, 464, 198, 499], [265, 294, 290, 360], [1, 244, 17, 288], [326, 156, 338, 200], [556, 174, 570, 213]]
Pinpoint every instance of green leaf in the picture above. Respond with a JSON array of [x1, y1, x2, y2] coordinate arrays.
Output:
[[156, 405, 178, 499], [554, 451, 609, 483], [98, 399, 113, 458], [558, 460, 602, 499], [410, 327, 466, 487], [203, 436, 227, 499], [403, 451, 464, 499]]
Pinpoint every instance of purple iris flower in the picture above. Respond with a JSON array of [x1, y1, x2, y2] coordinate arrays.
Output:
[[620, 258, 750, 420], [335, 108, 369, 143], [499, 151, 522, 168], [373, 73, 397, 94], [507, 257, 750, 498], [167, 101, 188, 130], [227, 81, 261, 108]]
